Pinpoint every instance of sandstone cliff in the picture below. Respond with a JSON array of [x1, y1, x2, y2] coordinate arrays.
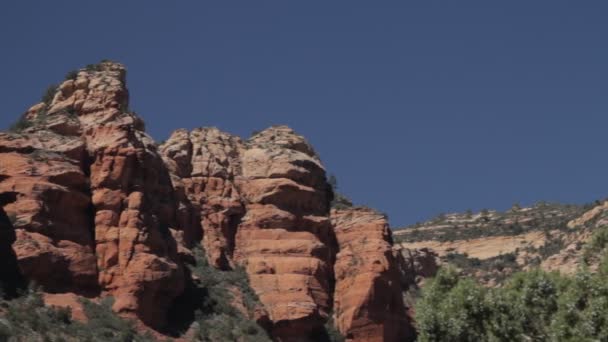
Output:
[[331, 207, 414, 342], [0, 61, 413, 341]]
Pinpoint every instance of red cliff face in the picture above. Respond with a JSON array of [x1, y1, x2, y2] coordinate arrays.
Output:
[[160, 127, 245, 270], [161, 126, 336, 340], [0, 62, 184, 328], [235, 127, 336, 340], [331, 208, 414, 342], [0, 62, 415, 341]]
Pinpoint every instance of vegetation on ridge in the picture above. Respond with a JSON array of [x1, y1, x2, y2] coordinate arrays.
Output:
[[167, 247, 271, 341], [0, 284, 154, 341], [416, 262, 608, 341], [328, 174, 354, 210], [394, 202, 585, 244], [415, 215, 608, 341]]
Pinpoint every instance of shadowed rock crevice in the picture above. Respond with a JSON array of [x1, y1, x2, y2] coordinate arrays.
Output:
[[0, 193, 26, 298]]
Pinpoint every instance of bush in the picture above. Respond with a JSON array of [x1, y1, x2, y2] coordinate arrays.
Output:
[[85, 63, 103, 72], [0, 287, 154, 341], [416, 268, 491, 341], [64, 70, 79, 80], [41, 84, 57, 105], [583, 225, 608, 264], [416, 259, 608, 341], [186, 247, 271, 341], [327, 173, 354, 209], [8, 114, 32, 133]]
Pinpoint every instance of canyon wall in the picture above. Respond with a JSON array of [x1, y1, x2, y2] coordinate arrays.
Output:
[[0, 62, 414, 341]]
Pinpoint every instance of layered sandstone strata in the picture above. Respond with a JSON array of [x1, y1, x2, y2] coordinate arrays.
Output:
[[331, 207, 413, 342], [0, 61, 415, 341], [0, 62, 184, 328]]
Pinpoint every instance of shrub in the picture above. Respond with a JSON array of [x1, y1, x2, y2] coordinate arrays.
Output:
[[8, 114, 32, 133], [6, 213, 17, 225], [64, 106, 78, 118], [85, 63, 103, 72], [416, 268, 491, 341], [64, 70, 79, 80], [41, 84, 57, 105], [0, 287, 154, 341], [416, 256, 608, 341], [583, 225, 608, 264], [186, 247, 271, 341], [327, 173, 354, 209], [324, 314, 345, 342]]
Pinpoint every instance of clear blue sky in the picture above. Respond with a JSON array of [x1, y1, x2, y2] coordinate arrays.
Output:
[[1, 1, 607, 227]]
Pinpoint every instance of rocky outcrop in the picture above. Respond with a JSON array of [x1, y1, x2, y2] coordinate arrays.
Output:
[[161, 127, 245, 269], [541, 201, 608, 274], [0, 62, 184, 328], [0, 145, 97, 294], [331, 207, 414, 342], [162, 126, 338, 340], [1, 61, 414, 341], [394, 247, 439, 290], [235, 127, 336, 340]]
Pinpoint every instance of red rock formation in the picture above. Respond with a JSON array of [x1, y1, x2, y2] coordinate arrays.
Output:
[[235, 127, 336, 340], [0, 62, 415, 340], [331, 207, 414, 342], [0, 62, 184, 328], [162, 126, 338, 340], [161, 128, 245, 269], [0, 146, 97, 294]]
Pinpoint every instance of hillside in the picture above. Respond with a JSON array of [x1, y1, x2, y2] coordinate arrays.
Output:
[[394, 202, 606, 285]]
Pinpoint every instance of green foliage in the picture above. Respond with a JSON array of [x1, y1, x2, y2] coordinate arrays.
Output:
[[7, 84, 54, 133], [64, 70, 79, 80], [8, 114, 32, 133], [328, 173, 354, 209], [0, 287, 154, 341], [64, 106, 78, 118], [79, 297, 154, 341], [331, 193, 353, 210], [85, 63, 103, 72], [187, 247, 271, 341], [324, 314, 345, 342], [41, 84, 58, 105], [416, 268, 491, 341], [395, 202, 583, 245], [583, 225, 608, 264], [6, 213, 17, 225], [416, 259, 608, 342]]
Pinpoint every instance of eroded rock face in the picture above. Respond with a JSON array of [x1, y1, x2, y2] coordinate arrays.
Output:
[[0, 62, 184, 328], [236, 127, 335, 340], [1, 62, 415, 340], [0, 148, 97, 294], [161, 126, 338, 340], [161, 128, 245, 269], [331, 208, 414, 342], [394, 247, 440, 290]]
